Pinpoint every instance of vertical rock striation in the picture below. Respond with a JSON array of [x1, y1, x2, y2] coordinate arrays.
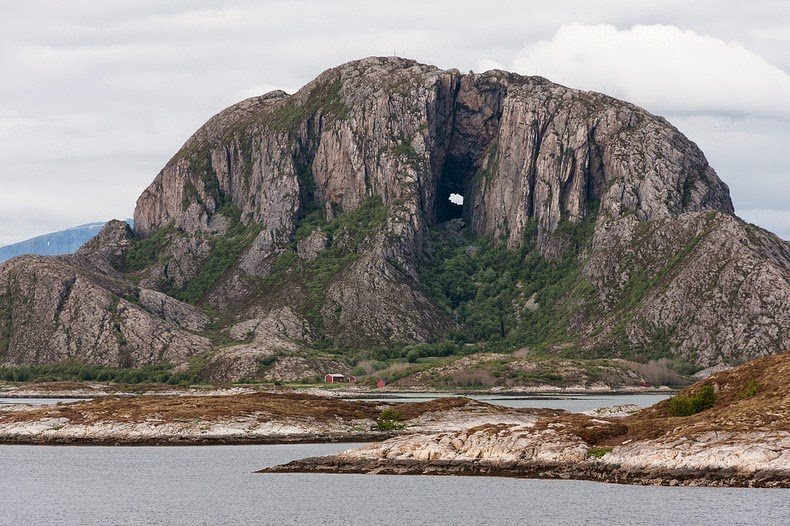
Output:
[[0, 57, 785, 370]]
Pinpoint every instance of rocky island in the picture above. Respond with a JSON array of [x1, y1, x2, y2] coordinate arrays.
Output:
[[0, 57, 786, 385], [0, 57, 787, 488], [0, 353, 786, 487], [264, 353, 789, 487]]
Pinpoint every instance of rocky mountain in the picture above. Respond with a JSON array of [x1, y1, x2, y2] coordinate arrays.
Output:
[[1, 57, 787, 378], [0, 221, 132, 264]]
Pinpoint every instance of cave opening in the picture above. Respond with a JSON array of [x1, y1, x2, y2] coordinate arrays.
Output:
[[435, 157, 471, 224]]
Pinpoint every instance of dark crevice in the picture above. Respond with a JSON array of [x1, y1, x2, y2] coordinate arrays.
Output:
[[586, 127, 606, 210], [432, 76, 505, 226]]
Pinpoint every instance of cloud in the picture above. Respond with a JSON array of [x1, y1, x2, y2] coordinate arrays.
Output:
[[0, 7, 788, 243], [508, 23, 790, 118]]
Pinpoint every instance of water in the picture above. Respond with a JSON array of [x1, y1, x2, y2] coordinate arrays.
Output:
[[0, 393, 670, 413], [346, 392, 672, 412], [0, 397, 88, 406], [0, 443, 786, 525]]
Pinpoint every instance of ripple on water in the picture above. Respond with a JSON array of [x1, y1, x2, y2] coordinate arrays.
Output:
[[0, 443, 787, 526]]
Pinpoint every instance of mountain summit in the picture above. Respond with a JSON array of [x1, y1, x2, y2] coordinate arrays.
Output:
[[1, 57, 787, 377]]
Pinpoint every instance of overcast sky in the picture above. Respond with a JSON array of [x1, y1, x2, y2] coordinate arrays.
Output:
[[1, 1, 788, 245]]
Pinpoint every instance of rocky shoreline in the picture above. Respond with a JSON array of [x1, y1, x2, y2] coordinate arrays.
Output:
[[0, 354, 787, 488], [261, 354, 789, 488], [263, 456, 789, 488]]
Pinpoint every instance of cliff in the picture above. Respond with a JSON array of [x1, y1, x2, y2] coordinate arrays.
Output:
[[0, 57, 787, 375]]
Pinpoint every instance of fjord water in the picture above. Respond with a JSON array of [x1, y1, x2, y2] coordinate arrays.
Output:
[[0, 392, 672, 411], [347, 392, 673, 412], [1, 443, 787, 526]]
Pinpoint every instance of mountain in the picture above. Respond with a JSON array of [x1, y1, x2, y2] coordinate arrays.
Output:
[[0, 57, 787, 378], [0, 220, 134, 264]]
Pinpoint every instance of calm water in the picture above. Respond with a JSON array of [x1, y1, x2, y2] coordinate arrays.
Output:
[[0, 397, 88, 406], [0, 393, 671, 413], [346, 392, 672, 412], [0, 443, 786, 525]]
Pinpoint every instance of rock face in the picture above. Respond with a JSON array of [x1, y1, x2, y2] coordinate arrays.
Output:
[[0, 56, 787, 371]]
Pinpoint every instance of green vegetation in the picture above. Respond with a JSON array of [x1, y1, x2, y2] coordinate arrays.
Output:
[[257, 354, 278, 375], [264, 76, 349, 131], [737, 380, 759, 400], [375, 407, 405, 430], [391, 137, 421, 170], [418, 209, 598, 350], [188, 150, 223, 205], [265, 197, 387, 326], [170, 214, 261, 304], [667, 385, 716, 416], [0, 359, 209, 386], [587, 446, 613, 458], [124, 225, 176, 272]]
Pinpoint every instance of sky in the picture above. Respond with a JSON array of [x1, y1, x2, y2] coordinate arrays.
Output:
[[0, 1, 788, 245]]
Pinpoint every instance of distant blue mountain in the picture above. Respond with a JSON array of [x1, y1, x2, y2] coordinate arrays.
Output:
[[0, 219, 133, 264]]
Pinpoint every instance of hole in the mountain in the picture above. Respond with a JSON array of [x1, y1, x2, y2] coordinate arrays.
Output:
[[435, 157, 471, 223]]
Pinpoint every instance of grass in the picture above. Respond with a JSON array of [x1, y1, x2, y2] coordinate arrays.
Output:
[[263, 197, 387, 326], [263, 75, 349, 131], [587, 446, 613, 458], [736, 379, 759, 400], [375, 407, 405, 430]]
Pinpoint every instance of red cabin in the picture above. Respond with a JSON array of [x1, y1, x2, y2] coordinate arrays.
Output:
[[324, 374, 357, 384]]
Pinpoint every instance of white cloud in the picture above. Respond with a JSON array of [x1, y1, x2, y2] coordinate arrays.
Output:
[[0, 6, 788, 243], [509, 23, 790, 118]]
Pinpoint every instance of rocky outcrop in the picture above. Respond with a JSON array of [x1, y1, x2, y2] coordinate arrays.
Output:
[[0, 56, 787, 371], [0, 227, 211, 368], [264, 354, 790, 487], [583, 212, 790, 363]]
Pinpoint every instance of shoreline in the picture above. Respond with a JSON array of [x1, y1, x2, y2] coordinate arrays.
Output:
[[0, 354, 786, 490], [0, 434, 388, 447], [0, 385, 676, 400], [261, 457, 790, 488]]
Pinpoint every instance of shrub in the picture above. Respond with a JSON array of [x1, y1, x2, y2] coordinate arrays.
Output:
[[375, 407, 405, 430], [257, 355, 278, 375], [171, 219, 260, 304], [587, 447, 612, 459], [737, 380, 759, 400], [0, 362, 207, 386], [667, 385, 716, 416], [444, 370, 498, 388], [124, 225, 175, 272]]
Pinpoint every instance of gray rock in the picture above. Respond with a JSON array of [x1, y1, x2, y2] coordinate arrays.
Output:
[[1, 57, 786, 373]]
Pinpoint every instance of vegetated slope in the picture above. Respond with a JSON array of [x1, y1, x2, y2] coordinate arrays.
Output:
[[0, 57, 787, 380], [621, 351, 789, 442]]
